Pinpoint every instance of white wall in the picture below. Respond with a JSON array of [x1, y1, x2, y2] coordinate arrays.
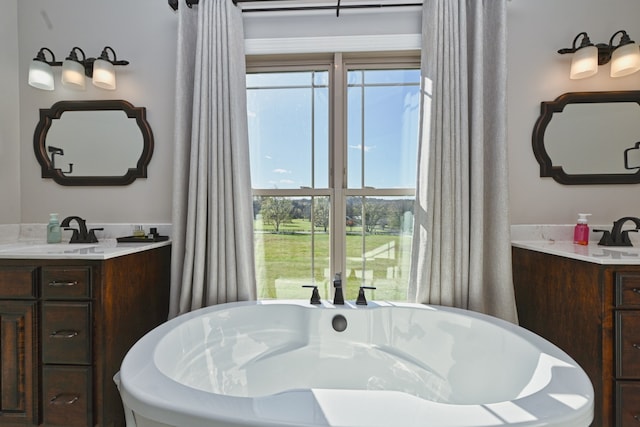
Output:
[[16, 0, 177, 224], [507, 0, 640, 225], [6, 0, 640, 227], [0, 0, 21, 224]]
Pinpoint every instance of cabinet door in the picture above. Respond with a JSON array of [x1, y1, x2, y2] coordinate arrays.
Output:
[[0, 301, 37, 425]]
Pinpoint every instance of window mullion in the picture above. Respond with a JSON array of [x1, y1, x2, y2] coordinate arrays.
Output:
[[331, 53, 346, 285]]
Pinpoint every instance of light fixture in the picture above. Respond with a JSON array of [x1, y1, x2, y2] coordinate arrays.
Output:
[[28, 48, 62, 91], [62, 47, 88, 90], [610, 31, 640, 77], [92, 47, 124, 90], [28, 46, 129, 91], [558, 30, 640, 79]]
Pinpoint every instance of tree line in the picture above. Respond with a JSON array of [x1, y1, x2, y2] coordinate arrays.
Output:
[[254, 196, 413, 234]]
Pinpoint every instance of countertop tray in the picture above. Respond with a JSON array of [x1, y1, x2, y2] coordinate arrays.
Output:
[[116, 235, 169, 243]]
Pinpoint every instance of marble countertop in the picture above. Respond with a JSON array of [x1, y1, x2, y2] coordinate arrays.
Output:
[[0, 239, 171, 260], [511, 240, 640, 265], [511, 223, 640, 265]]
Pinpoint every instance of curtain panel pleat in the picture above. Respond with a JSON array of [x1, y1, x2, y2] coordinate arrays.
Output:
[[169, 0, 256, 319]]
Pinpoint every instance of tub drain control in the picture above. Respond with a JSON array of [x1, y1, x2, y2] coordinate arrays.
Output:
[[332, 314, 347, 332]]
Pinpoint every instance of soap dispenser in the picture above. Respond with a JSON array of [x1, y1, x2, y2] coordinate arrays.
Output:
[[573, 213, 591, 246], [47, 213, 62, 244]]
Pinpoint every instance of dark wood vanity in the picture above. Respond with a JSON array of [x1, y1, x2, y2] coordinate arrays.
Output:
[[513, 245, 640, 427], [0, 244, 170, 426]]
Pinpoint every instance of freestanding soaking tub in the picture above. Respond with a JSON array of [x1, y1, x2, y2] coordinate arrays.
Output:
[[117, 300, 593, 427]]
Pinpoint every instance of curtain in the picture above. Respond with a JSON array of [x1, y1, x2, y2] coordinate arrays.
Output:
[[409, 0, 517, 323], [169, 0, 256, 319]]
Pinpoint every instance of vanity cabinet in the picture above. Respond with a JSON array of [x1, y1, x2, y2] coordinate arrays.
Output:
[[0, 245, 170, 427], [512, 246, 640, 427]]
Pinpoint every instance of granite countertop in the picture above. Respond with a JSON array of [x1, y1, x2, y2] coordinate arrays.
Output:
[[0, 239, 171, 260]]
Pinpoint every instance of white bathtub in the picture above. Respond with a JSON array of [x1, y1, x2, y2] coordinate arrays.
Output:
[[117, 301, 593, 427]]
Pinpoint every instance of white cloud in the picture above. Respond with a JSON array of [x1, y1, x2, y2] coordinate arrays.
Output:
[[349, 144, 374, 152], [280, 179, 295, 185], [273, 168, 291, 174]]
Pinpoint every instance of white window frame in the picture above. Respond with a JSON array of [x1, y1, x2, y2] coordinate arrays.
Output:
[[247, 51, 420, 295]]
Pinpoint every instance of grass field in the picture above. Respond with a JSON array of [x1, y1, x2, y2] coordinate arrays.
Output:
[[254, 218, 411, 301]]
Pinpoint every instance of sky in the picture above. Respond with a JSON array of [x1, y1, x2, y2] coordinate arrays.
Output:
[[247, 69, 420, 190]]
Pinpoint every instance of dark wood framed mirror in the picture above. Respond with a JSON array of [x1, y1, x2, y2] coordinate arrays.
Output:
[[34, 99, 154, 186], [532, 91, 640, 185]]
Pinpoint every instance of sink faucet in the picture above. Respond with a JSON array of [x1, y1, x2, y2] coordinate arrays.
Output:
[[60, 216, 102, 243], [595, 216, 640, 247], [333, 273, 344, 305]]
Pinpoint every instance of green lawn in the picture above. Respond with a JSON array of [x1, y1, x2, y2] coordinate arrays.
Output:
[[254, 218, 411, 301]]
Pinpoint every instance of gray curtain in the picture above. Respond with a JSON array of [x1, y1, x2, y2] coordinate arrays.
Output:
[[409, 0, 517, 323], [169, 0, 256, 318]]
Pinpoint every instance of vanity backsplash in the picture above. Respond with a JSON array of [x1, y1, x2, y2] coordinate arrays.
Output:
[[511, 224, 640, 246]]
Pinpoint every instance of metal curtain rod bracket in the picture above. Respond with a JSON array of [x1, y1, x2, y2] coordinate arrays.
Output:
[[169, 0, 200, 11]]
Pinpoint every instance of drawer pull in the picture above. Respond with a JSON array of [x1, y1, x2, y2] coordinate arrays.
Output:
[[633, 288, 640, 294], [50, 330, 79, 339], [634, 415, 640, 422], [48, 280, 78, 287], [49, 393, 79, 405]]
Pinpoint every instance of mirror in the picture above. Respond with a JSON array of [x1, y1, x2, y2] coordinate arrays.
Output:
[[532, 91, 640, 185], [34, 100, 154, 186]]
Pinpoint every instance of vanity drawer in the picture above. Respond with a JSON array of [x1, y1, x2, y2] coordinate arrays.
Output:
[[41, 266, 91, 299], [42, 302, 91, 364], [616, 273, 640, 307], [617, 382, 640, 427], [43, 365, 91, 427], [0, 266, 38, 298]]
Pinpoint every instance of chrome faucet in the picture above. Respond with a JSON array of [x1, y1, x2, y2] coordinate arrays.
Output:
[[60, 216, 103, 243], [595, 216, 640, 247], [333, 273, 344, 305]]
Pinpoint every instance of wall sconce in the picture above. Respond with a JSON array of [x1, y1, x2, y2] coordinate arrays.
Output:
[[28, 46, 129, 91], [558, 30, 640, 79]]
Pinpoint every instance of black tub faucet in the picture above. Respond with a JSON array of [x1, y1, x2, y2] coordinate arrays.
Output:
[[333, 273, 344, 305], [61, 216, 103, 243]]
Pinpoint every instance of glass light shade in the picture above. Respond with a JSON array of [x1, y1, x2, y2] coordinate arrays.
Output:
[[28, 60, 55, 90], [610, 42, 640, 77], [569, 45, 598, 79], [61, 59, 86, 90], [92, 58, 116, 90]]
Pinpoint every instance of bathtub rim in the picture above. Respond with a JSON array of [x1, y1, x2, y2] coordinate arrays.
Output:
[[118, 300, 594, 427]]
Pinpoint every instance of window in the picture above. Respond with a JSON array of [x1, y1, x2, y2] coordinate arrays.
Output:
[[247, 53, 420, 301]]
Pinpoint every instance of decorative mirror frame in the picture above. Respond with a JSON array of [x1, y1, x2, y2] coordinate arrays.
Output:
[[532, 91, 640, 185], [34, 99, 154, 186]]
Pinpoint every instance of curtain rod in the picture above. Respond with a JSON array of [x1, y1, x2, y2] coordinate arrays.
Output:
[[169, 0, 422, 16]]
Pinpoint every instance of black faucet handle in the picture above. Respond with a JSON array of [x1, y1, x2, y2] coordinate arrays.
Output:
[[356, 286, 376, 305], [64, 227, 81, 243], [87, 228, 103, 243], [302, 285, 321, 305], [622, 229, 638, 246], [594, 229, 614, 246]]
